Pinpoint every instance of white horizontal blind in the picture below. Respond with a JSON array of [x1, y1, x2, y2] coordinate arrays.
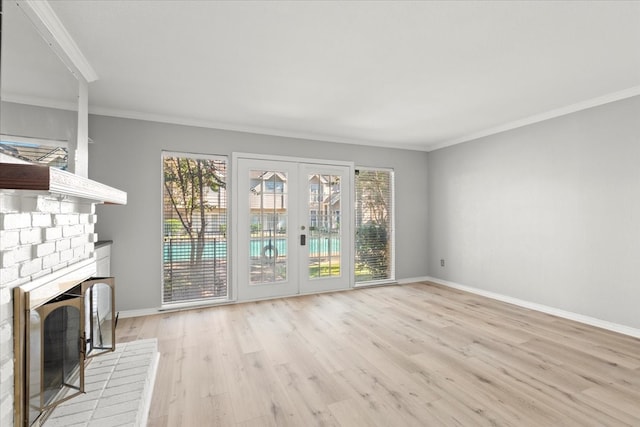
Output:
[[355, 168, 395, 283], [162, 152, 228, 304]]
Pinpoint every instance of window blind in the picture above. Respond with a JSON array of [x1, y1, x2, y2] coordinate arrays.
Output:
[[162, 152, 228, 304], [355, 168, 395, 283]]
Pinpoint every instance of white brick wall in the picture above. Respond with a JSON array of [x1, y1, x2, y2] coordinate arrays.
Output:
[[19, 258, 43, 277], [1, 245, 31, 267], [0, 192, 98, 427], [32, 213, 52, 227], [35, 241, 57, 257], [20, 227, 43, 245], [54, 213, 79, 226], [0, 212, 31, 229], [45, 226, 64, 241], [0, 230, 20, 250]]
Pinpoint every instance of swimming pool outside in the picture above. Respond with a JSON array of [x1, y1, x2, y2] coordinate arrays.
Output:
[[163, 237, 340, 261]]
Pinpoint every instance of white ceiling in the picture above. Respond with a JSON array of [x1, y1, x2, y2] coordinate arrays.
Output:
[[3, 0, 640, 151]]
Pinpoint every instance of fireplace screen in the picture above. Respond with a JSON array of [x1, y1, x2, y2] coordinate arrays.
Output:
[[28, 289, 84, 423], [18, 276, 116, 426], [83, 278, 116, 358]]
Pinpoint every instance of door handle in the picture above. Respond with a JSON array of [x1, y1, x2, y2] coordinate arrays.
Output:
[[300, 234, 306, 246]]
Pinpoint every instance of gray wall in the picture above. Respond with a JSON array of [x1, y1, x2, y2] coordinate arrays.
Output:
[[427, 96, 640, 329], [88, 115, 429, 311], [0, 101, 76, 142]]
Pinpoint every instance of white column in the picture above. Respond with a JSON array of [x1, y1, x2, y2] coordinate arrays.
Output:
[[75, 78, 89, 178]]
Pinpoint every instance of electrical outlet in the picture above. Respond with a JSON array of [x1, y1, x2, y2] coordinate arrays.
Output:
[[440, 259, 445, 267]]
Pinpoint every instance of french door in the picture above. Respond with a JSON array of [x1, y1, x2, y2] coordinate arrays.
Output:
[[235, 156, 353, 301]]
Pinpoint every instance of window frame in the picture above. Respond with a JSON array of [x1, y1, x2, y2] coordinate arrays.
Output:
[[160, 150, 231, 309], [354, 166, 396, 286]]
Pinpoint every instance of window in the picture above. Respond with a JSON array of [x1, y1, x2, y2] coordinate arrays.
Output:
[[355, 168, 395, 283], [310, 183, 319, 195], [162, 152, 228, 304], [0, 135, 68, 169], [264, 179, 284, 193], [310, 210, 318, 228]]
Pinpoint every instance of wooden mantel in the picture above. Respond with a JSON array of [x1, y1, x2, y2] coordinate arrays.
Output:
[[0, 162, 127, 205]]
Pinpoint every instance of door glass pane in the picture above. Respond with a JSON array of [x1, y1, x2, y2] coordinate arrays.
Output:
[[250, 170, 288, 284], [308, 173, 341, 279]]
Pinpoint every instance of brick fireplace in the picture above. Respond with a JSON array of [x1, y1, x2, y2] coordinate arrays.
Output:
[[0, 162, 127, 426]]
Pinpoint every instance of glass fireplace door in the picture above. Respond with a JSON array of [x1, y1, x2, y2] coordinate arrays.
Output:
[[27, 293, 84, 423], [82, 278, 116, 358]]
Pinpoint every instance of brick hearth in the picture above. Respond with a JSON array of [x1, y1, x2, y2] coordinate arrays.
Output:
[[44, 339, 158, 427]]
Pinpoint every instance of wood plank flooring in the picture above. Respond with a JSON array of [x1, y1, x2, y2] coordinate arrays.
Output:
[[116, 282, 640, 426]]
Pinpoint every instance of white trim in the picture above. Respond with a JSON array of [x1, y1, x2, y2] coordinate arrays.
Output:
[[354, 165, 395, 173], [119, 299, 239, 319], [89, 105, 423, 151], [354, 280, 398, 288], [90, 87, 640, 153], [116, 275, 640, 339], [424, 276, 640, 339], [428, 86, 640, 151], [18, 0, 98, 82], [162, 150, 226, 162], [349, 163, 356, 290], [159, 151, 165, 309], [37, 167, 127, 204], [389, 169, 396, 281], [397, 276, 431, 285], [159, 297, 235, 312], [74, 78, 89, 177], [232, 152, 355, 168]]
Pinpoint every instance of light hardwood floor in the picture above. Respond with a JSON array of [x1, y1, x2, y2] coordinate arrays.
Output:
[[117, 282, 640, 426]]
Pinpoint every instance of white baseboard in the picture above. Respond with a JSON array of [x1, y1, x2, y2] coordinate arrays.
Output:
[[397, 276, 432, 285], [423, 276, 640, 339], [117, 276, 640, 339]]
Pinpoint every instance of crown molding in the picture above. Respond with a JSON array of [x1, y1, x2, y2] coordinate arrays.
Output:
[[87, 105, 423, 152], [17, 0, 98, 83], [86, 86, 640, 153], [427, 86, 640, 152]]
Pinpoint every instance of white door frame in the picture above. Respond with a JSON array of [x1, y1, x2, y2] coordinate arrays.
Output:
[[231, 152, 355, 302]]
